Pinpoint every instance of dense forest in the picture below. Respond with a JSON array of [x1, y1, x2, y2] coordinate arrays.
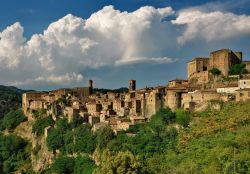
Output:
[[0, 85, 24, 119], [0, 86, 249, 174]]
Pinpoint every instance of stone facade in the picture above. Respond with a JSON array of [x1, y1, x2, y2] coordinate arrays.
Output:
[[22, 48, 250, 133], [22, 92, 47, 115], [129, 80, 136, 91], [187, 58, 209, 79], [209, 49, 242, 76], [235, 88, 250, 102], [187, 49, 243, 85]]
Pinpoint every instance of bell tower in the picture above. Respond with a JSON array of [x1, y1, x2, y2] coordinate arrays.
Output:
[[129, 80, 136, 91]]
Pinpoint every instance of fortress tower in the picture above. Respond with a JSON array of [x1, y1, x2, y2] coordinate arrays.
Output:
[[89, 80, 93, 94], [129, 80, 136, 91]]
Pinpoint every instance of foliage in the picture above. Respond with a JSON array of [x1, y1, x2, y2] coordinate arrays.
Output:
[[74, 156, 96, 174], [74, 125, 96, 153], [96, 126, 115, 149], [0, 85, 25, 119], [176, 108, 191, 127], [32, 116, 55, 136], [0, 109, 27, 130], [46, 118, 96, 154], [0, 134, 31, 173], [229, 63, 248, 75], [107, 108, 178, 158], [96, 102, 250, 174], [51, 156, 75, 174], [93, 87, 129, 94], [94, 150, 142, 174], [46, 128, 64, 151], [210, 68, 221, 75]]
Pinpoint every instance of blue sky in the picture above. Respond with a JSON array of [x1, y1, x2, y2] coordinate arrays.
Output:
[[0, 0, 250, 90], [0, 0, 219, 38]]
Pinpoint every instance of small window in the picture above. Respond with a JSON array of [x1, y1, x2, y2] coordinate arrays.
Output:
[[244, 81, 246, 85]]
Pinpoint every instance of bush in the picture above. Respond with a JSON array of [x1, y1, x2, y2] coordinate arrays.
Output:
[[176, 108, 191, 127], [0, 110, 27, 130], [0, 134, 30, 173], [229, 63, 248, 75], [46, 129, 64, 151], [32, 116, 55, 136], [96, 126, 115, 149], [51, 156, 75, 174], [74, 156, 96, 174], [210, 68, 221, 75], [74, 125, 96, 153]]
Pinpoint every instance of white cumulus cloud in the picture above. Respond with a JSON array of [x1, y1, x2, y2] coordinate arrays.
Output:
[[172, 9, 250, 44], [0, 4, 250, 89]]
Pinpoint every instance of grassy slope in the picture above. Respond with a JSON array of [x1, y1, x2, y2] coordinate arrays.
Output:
[[172, 102, 250, 173]]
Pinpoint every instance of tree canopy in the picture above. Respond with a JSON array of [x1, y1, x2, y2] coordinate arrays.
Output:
[[229, 63, 248, 75]]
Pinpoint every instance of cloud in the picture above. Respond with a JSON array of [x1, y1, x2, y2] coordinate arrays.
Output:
[[8, 73, 83, 86], [0, 5, 176, 88], [0, 22, 25, 68], [115, 56, 176, 65], [172, 9, 250, 44], [0, 4, 250, 89]]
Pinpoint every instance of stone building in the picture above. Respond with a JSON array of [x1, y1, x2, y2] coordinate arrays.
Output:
[[22, 92, 47, 115], [209, 49, 242, 76], [235, 88, 250, 102], [129, 80, 136, 91], [64, 106, 79, 122], [239, 78, 250, 89], [86, 102, 102, 115], [187, 58, 209, 84], [243, 61, 250, 73], [181, 90, 222, 111], [187, 49, 243, 85]]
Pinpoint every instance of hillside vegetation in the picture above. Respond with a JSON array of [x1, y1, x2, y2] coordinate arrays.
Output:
[[0, 85, 249, 173], [0, 85, 29, 119]]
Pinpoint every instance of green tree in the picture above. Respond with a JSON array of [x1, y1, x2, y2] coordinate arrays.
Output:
[[210, 68, 221, 75], [46, 129, 64, 151], [94, 150, 142, 174], [176, 108, 191, 127], [229, 63, 248, 75], [74, 124, 96, 153], [32, 116, 54, 136], [74, 156, 96, 174], [0, 134, 30, 173], [96, 126, 114, 149], [51, 156, 75, 174], [0, 109, 27, 130]]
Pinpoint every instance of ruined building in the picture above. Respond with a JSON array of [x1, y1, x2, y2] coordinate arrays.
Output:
[[187, 49, 243, 85], [22, 48, 250, 132]]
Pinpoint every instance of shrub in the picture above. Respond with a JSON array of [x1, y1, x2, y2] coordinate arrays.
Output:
[[32, 116, 54, 136], [74, 156, 96, 174], [96, 126, 115, 149], [210, 68, 221, 75], [0, 110, 27, 130], [51, 156, 75, 174], [176, 108, 191, 127], [229, 63, 248, 75]]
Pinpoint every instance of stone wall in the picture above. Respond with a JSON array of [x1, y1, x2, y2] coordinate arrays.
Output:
[[235, 89, 250, 102], [209, 49, 241, 76], [22, 92, 47, 115], [187, 58, 209, 79]]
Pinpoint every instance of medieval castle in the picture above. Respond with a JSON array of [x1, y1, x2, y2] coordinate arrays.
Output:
[[22, 48, 250, 132]]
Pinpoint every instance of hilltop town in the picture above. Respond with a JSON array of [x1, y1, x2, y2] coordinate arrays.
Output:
[[22, 48, 250, 133]]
